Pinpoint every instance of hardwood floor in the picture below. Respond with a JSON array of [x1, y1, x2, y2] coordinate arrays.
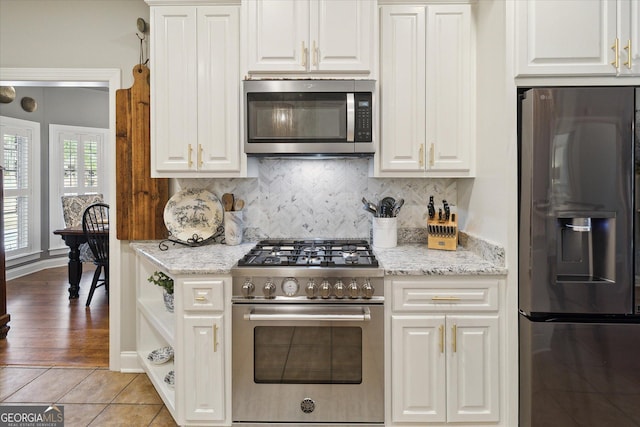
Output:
[[0, 265, 109, 367]]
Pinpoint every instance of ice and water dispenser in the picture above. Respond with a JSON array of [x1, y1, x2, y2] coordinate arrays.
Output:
[[556, 215, 615, 284]]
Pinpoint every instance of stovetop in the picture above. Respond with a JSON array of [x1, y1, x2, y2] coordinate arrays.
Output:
[[237, 239, 379, 268]]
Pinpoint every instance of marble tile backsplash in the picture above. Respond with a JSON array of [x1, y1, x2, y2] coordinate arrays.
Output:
[[178, 158, 456, 241]]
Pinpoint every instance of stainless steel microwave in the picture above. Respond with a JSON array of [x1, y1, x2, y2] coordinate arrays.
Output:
[[243, 79, 375, 156]]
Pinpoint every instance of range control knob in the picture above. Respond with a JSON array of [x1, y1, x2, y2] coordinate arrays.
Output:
[[241, 278, 255, 298], [306, 279, 318, 298], [333, 280, 345, 298], [319, 280, 332, 298], [348, 279, 360, 299], [361, 279, 374, 299], [263, 280, 276, 299]]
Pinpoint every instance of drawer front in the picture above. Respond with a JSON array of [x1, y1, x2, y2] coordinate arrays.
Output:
[[391, 278, 500, 312], [183, 279, 225, 311]]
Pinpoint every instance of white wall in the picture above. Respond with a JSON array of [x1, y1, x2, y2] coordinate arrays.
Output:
[[460, 2, 518, 426], [459, 0, 511, 248], [0, 0, 149, 88]]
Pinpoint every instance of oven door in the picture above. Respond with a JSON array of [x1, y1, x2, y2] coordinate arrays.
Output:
[[232, 303, 384, 424]]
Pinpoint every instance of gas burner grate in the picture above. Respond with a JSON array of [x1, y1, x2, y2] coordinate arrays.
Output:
[[236, 239, 379, 267]]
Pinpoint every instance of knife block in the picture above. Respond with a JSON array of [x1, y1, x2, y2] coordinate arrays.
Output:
[[427, 215, 458, 251]]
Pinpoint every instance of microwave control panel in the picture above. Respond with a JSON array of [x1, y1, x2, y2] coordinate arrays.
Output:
[[354, 93, 373, 142]]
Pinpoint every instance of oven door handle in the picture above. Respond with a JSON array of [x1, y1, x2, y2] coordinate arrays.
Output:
[[244, 307, 371, 322]]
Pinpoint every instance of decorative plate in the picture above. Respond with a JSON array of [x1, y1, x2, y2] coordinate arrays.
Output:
[[163, 189, 223, 243], [147, 346, 174, 365], [164, 370, 175, 387]]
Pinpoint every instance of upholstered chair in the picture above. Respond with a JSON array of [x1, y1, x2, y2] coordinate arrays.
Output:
[[61, 194, 104, 262]]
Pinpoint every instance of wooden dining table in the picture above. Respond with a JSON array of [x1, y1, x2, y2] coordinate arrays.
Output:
[[53, 226, 108, 299]]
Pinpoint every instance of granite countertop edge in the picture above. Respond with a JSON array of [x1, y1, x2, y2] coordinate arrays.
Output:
[[130, 239, 507, 277], [130, 241, 257, 276]]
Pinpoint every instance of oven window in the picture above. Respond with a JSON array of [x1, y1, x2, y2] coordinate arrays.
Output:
[[247, 93, 347, 141], [254, 326, 362, 384]]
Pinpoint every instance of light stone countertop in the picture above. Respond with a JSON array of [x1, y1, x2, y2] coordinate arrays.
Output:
[[130, 241, 257, 275], [131, 240, 506, 276], [372, 244, 507, 276]]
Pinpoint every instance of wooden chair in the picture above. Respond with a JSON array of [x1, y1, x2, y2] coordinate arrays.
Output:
[[82, 203, 109, 307]]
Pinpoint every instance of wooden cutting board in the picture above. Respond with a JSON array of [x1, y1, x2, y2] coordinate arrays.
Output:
[[116, 65, 169, 240]]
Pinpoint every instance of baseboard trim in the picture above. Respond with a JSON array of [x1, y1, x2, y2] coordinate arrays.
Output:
[[118, 351, 143, 373], [6, 258, 67, 281]]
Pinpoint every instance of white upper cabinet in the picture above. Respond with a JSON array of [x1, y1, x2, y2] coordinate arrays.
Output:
[[426, 5, 474, 173], [516, 0, 640, 76], [244, 0, 374, 75], [379, 6, 426, 173], [149, 4, 243, 177], [378, 4, 475, 177], [151, 6, 198, 173], [617, 0, 640, 75]]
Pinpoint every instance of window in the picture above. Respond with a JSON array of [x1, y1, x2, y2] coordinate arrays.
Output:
[[49, 124, 108, 251], [0, 116, 41, 260]]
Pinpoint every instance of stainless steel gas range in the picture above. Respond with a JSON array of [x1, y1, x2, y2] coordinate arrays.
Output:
[[231, 239, 384, 427]]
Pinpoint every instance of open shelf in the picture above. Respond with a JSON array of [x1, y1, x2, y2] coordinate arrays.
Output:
[[138, 351, 176, 415], [138, 298, 176, 344]]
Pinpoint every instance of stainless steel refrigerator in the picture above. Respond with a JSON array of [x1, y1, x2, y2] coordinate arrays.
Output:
[[519, 87, 640, 427]]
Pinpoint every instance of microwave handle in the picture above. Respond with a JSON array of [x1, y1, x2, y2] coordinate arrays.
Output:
[[346, 93, 355, 142]]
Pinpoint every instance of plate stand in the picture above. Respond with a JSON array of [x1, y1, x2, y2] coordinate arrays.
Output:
[[158, 225, 225, 251]]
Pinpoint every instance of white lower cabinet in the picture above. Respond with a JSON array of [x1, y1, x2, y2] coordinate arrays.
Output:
[[183, 315, 225, 422], [135, 254, 230, 426], [387, 276, 502, 425]]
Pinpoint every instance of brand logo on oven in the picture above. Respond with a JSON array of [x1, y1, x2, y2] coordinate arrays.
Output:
[[300, 398, 315, 414]]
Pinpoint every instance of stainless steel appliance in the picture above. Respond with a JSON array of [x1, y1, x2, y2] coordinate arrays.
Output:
[[243, 80, 375, 156], [519, 87, 640, 427], [231, 239, 384, 427]]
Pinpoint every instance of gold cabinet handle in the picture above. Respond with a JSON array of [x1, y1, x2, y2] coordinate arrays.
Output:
[[624, 39, 632, 69], [188, 144, 193, 168], [213, 324, 219, 352], [312, 40, 318, 66], [301, 41, 308, 67], [198, 144, 203, 167], [612, 38, 620, 69], [452, 324, 457, 353], [432, 296, 460, 301], [419, 144, 424, 168], [429, 143, 435, 167], [195, 296, 207, 302], [439, 324, 444, 353]]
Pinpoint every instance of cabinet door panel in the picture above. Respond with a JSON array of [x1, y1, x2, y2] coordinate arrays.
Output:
[[379, 6, 426, 172], [618, 0, 640, 75], [246, 0, 308, 72], [447, 315, 499, 422], [183, 315, 225, 422], [516, 0, 617, 76], [198, 7, 241, 172], [151, 7, 198, 171], [391, 315, 446, 423], [313, 0, 372, 72], [426, 4, 473, 173]]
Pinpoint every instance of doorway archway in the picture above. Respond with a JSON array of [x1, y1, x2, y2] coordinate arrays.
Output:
[[0, 68, 121, 371]]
